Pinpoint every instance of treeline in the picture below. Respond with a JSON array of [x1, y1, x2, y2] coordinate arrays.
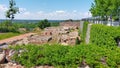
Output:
[[90, 0, 120, 21], [0, 19, 60, 33]]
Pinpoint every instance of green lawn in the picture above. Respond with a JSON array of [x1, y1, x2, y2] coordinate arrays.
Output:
[[0, 32, 20, 40]]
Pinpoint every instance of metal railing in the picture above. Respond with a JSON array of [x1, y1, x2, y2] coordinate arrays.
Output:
[[81, 17, 119, 26]]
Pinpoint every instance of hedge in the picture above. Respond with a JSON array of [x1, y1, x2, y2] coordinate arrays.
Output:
[[90, 24, 120, 46], [11, 44, 120, 68]]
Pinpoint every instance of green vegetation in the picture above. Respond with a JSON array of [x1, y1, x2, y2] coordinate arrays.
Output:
[[50, 22, 60, 27], [81, 21, 89, 42], [13, 22, 38, 31], [13, 21, 59, 30], [1, 0, 120, 68], [90, 24, 120, 46], [76, 37, 80, 44], [11, 44, 120, 68], [0, 20, 60, 33], [90, 0, 120, 21], [0, 20, 19, 32], [0, 32, 20, 40], [0, 20, 38, 33], [38, 19, 50, 29]]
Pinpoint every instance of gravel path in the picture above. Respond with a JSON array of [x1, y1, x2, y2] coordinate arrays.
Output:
[[0, 33, 36, 45]]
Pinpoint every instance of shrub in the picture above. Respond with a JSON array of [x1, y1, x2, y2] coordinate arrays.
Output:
[[11, 44, 120, 68], [0, 20, 19, 33], [38, 19, 50, 29], [90, 24, 120, 46]]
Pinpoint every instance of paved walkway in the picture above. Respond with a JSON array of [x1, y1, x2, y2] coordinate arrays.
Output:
[[0, 33, 36, 45], [85, 24, 92, 44]]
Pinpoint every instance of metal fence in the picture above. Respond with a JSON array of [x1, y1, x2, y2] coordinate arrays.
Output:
[[82, 17, 120, 26]]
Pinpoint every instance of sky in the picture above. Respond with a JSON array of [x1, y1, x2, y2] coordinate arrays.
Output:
[[0, 0, 93, 20]]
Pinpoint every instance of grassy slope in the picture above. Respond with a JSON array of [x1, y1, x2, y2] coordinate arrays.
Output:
[[0, 32, 20, 40]]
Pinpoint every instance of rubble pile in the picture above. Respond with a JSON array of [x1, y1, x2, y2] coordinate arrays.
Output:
[[0, 48, 23, 68], [28, 35, 52, 44], [0, 62, 23, 68]]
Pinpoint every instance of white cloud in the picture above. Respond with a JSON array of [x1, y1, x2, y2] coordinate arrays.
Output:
[[0, 4, 8, 19], [37, 11, 44, 14], [55, 10, 66, 13], [80, 12, 92, 18], [19, 8, 27, 12], [15, 11, 92, 20], [0, 4, 92, 20], [23, 12, 31, 15], [73, 10, 77, 13], [0, 4, 8, 12]]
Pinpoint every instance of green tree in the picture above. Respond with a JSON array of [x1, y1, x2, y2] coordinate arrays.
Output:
[[90, 0, 120, 21], [6, 0, 19, 24], [38, 19, 50, 29]]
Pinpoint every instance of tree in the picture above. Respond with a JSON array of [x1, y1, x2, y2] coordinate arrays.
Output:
[[38, 19, 50, 29], [65, 19, 73, 22], [90, 0, 120, 21], [6, 0, 19, 24]]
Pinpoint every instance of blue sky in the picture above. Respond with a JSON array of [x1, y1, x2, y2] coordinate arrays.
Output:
[[0, 0, 93, 20]]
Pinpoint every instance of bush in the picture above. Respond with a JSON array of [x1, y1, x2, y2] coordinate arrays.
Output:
[[13, 22, 38, 31], [11, 44, 120, 68], [0, 20, 19, 33], [90, 24, 120, 46], [32, 27, 42, 32], [38, 19, 50, 29]]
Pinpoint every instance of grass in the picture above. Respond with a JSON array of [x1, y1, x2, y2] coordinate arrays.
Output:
[[0, 32, 20, 40]]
